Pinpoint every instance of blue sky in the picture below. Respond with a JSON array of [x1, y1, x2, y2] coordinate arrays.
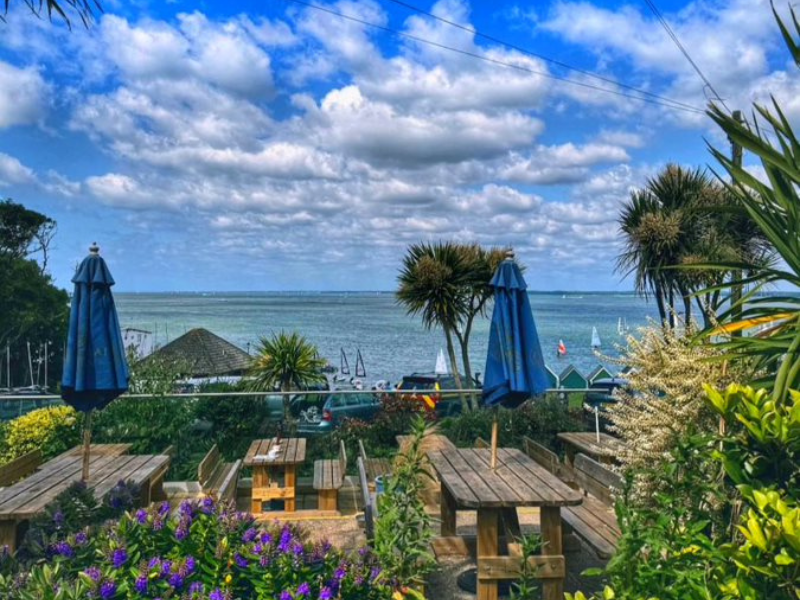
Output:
[[0, 0, 793, 291]]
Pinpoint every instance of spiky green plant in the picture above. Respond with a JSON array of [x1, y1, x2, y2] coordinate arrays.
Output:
[[2, 0, 101, 27], [702, 4, 800, 398], [248, 331, 326, 420]]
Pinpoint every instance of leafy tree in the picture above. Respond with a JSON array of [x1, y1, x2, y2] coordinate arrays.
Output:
[[617, 167, 769, 329], [248, 331, 326, 420], [0, 199, 55, 274], [397, 242, 511, 410], [396, 242, 470, 408]]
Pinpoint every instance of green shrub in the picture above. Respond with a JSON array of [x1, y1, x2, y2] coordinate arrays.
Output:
[[195, 391, 270, 461], [0, 405, 80, 463]]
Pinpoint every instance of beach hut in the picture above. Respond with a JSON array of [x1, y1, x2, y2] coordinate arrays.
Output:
[[545, 365, 559, 389], [141, 328, 252, 378], [619, 365, 637, 376], [558, 364, 588, 390], [587, 365, 614, 385]]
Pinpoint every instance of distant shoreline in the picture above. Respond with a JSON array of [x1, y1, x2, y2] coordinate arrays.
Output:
[[113, 290, 642, 296]]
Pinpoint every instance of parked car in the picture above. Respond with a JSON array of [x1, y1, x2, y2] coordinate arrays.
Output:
[[298, 390, 382, 435], [397, 372, 481, 418]]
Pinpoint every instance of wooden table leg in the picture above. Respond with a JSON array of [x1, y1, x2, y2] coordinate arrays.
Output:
[[440, 484, 456, 537], [540, 506, 564, 600], [284, 466, 296, 512], [252, 466, 267, 514], [477, 507, 499, 600], [0, 520, 18, 553]]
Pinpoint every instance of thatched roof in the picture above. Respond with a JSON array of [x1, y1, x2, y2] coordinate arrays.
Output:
[[144, 328, 252, 377]]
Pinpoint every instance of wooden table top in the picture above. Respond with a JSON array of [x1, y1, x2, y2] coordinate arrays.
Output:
[[54, 444, 133, 461], [0, 453, 170, 520], [244, 438, 307, 467], [428, 447, 583, 509], [557, 432, 625, 457], [395, 433, 457, 453]]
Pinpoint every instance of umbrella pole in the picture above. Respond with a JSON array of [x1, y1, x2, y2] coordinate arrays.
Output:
[[82, 410, 93, 482], [595, 406, 600, 444], [491, 408, 499, 470]]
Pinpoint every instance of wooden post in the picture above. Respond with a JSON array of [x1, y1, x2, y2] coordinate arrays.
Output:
[[82, 410, 93, 482], [252, 465, 265, 514], [490, 414, 498, 470], [477, 508, 500, 600], [284, 466, 296, 512], [540, 507, 564, 600], [440, 484, 457, 537]]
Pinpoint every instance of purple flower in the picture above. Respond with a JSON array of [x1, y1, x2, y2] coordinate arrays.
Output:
[[242, 527, 257, 543], [168, 572, 184, 589], [201, 497, 215, 514], [292, 542, 304, 557], [75, 532, 88, 546], [234, 553, 248, 568], [188, 581, 204, 595], [185, 556, 196, 574], [260, 532, 273, 545], [53, 510, 65, 527], [175, 526, 188, 541], [148, 557, 161, 570], [158, 502, 170, 517], [100, 580, 117, 600], [53, 541, 74, 558], [319, 586, 333, 600], [111, 548, 127, 569], [134, 575, 148, 594], [84, 567, 102, 582], [280, 592, 293, 600], [161, 559, 173, 576], [209, 589, 224, 600], [370, 566, 382, 581], [335, 566, 346, 581], [297, 582, 311, 597], [179, 500, 194, 516], [135, 509, 148, 524]]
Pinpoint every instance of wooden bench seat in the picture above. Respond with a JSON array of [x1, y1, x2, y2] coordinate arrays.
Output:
[[314, 441, 347, 511], [564, 453, 623, 558], [198, 445, 241, 503], [357, 456, 377, 541], [0, 450, 41, 488], [357, 440, 392, 488], [522, 436, 560, 476], [562, 495, 619, 559]]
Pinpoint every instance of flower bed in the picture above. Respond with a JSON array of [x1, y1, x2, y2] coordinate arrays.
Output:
[[0, 498, 394, 600]]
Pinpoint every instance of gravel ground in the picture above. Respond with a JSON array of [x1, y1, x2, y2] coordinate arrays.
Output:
[[275, 508, 608, 599]]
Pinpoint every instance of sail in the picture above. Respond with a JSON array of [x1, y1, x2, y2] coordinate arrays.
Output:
[[591, 327, 601, 348], [339, 348, 350, 375], [557, 340, 567, 356], [355, 349, 366, 378], [435, 348, 448, 375]]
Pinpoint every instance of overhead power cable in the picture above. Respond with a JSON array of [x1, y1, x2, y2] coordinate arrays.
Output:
[[382, 0, 703, 113], [642, 0, 729, 111], [281, 0, 707, 115]]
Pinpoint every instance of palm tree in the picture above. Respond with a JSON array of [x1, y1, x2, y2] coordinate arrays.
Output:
[[397, 242, 470, 410], [249, 331, 326, 420], [617, 165, 766, 328]]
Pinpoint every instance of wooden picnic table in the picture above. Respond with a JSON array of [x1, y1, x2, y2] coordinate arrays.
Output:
[[54, 444, 133, 461], [428, 447, 583, 600], [244, 438, 306, 513], [0, 451, 170, 551], [557, 432, 625, 466], [395, 433, 456, 453]]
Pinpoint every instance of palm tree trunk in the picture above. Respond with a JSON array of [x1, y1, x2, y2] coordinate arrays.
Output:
[[456, 319, 479, 411], [682, 290, 692, 327], [444, 327, 468, 412], [668, 286, 676, 329], [654, 282, 668, 328]]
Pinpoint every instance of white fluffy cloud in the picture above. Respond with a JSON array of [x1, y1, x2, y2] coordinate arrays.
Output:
[[0, 62, 48, 129], [0, 152, 36, 185]]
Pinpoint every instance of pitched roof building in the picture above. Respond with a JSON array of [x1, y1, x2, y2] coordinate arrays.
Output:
[[142, 328, 251, 377]]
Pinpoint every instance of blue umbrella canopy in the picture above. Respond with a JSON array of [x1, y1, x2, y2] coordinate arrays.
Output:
[[482, 256, 549, 409], [61, 244, 129, 412]]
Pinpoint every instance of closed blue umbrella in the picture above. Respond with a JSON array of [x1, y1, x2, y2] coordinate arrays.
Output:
[[483, 252, 548, 467], [62, 243, 129, 480]]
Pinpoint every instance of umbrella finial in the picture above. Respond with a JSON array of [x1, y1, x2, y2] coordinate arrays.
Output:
[[505, 249, 515, 260], [89, 242, 100, 255]]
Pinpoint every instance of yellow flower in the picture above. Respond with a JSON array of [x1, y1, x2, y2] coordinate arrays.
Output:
[[225, 574, 233, 585]]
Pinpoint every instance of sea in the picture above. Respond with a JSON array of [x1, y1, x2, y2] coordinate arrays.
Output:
[[115, 292, 659, 386]]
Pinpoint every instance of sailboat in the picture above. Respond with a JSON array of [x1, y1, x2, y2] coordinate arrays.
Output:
[[435, 348, 449, 375], [617, 317, 629, 335], [355, 349, 366, 378], [557, 339, 567, 357], [591, 327, 601, 349], [339, 348, 350, 375]]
